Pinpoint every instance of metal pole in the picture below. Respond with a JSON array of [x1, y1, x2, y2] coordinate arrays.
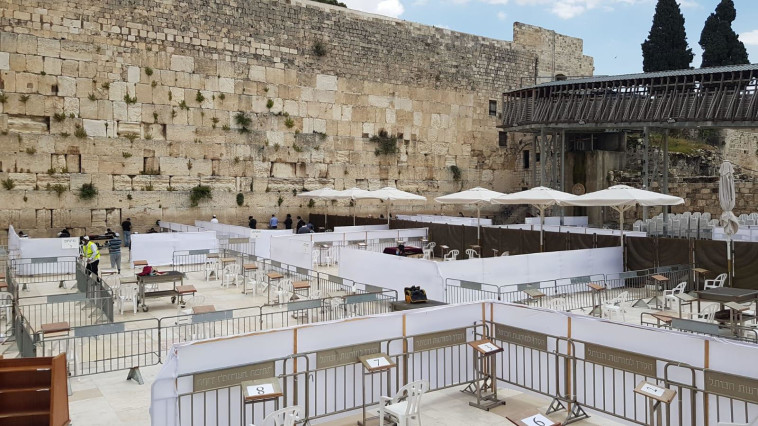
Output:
[[561, 130, 566, 222], [642, 127, 649, 221], [540, 127, 546, 187], [662, 129, 669, 236], [532, 133, 537, 187]]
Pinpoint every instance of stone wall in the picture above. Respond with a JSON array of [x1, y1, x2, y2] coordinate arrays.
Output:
[[0, 0, 592, 236]]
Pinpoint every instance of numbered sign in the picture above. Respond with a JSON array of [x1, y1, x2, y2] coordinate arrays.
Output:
[[521, 413, 554, 426], [478, 342, 500, 353], [246, 383, 275, 397], [640, 383, 665, 397], [365, 357, 390, 368], [61, 237, 79, 249]]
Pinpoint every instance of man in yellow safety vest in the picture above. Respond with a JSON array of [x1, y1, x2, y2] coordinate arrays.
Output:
[[82, 236, 101, 275]]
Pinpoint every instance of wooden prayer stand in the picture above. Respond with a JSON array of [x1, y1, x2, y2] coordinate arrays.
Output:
[[463, 339, 505, 410], [634, 381, 676, 426], [358, 353, 396, 426], [587, 283, 605, 317], [242, 378, 284, 420]]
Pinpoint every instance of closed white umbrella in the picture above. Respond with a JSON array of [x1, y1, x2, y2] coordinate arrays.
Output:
[[297, 187, 341, 229], [334, 187, 370, 226], [491, 186, 576, 252], [563, 184, 684, 249], [435, 187, 506, 244], [719, 161, 739, 286], [354, 187, 427, 225]]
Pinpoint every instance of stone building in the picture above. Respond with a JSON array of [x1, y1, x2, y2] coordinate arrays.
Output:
[[0, 0, 592, 236]]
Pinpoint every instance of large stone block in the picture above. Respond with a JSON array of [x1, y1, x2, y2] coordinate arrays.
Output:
[[38, 38, 61, 57], [170, 55, 194, 73]]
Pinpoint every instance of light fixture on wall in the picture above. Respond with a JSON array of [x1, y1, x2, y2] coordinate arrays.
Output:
[[666, 118, 676, 123], [578, 120, 586, 125]]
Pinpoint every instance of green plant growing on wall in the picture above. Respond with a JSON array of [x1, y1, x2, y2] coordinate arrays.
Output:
[[88, 93, 97, 101], [127, 194, 133, 200], [50, 184, 66, 198], [0, 93, 8, 104], [124, 93, 137, 104], [293, 144, 303, 153], [178, 100, 189, 110], [218, 93, 225, 101], [236, 193, 244, 206], [312, 40, 328, 57], [266, 99, 274, 109], [187, 160, 193, 170], [19, 95, 30, 103], [74, 125, 87, 139], [78, 183, 98, 200], [153, 112, 159, 122], [171, 109, 177, 118], [189, 185, 212, 207], [23, 147, 36, 155], [308, 199, 315, 208], [234, 111, 251, 133], [151, 80, 157, 88], [101, 82, 110, 90], [123, 133, 139, 142], [1, 178, 15, 190], [195, 91, 205, 103], [168, 91, 173, 101], [284, 117, 295, 128], [60, 132, 70, 138], [53, 112, 66, 122], [449, 165, 461, 181], [211, 117, 219, 128], [277, 195, 284, 206], [144, 67, 154, 76], [370, 129, 399, 156], [144, 183, 154, 191]]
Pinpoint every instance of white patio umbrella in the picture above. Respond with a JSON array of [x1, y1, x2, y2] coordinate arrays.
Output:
[[563, 184, 684, 249], [719, 161, 739, 287], [435, 187, 506, 244], [334, 187, 370, 226], [354, 187, 427, 225], [491, 186, 576, 252], [297, 187, 341, 229]]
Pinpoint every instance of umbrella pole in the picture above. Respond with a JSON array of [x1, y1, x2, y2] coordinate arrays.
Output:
[[352, 202, 356, 226], [477, 205, 481, 246], [325, 200, 328, 230], [727, 236, 733, 287], [387, 202, 391, 225], [539, 206, 545, 253]]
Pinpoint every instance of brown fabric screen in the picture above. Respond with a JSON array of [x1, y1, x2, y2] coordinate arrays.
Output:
[[545, 232, 569, 252], [569, 233, 595, 250], [734, 242, 758, 289], [521, 231, 540, 254], [694, 239, 728, 281], [626, 237, 656, 271], [596, 235, 620, 248], [658, 238, 691, 267]]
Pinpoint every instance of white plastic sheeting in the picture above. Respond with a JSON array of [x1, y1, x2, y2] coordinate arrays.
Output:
[[491, 224, 646, 238], [269, 234, 312, 269], [7, 225, 79, 274], [130, 232, 218, 266], [332, 225, 389, 232], [396, 214, 493, 226]]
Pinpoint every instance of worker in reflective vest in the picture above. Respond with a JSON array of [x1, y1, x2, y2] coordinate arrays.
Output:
[[82, 236, 101, 275]]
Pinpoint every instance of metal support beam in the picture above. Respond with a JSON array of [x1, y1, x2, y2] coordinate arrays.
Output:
[[540, 127, 546, 186], [560, 130, 566, 222], [642, 126, 649, 220], [662, 129, 669, 236], [531, 134, 537, 187]]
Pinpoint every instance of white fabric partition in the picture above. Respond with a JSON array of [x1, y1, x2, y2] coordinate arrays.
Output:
[[269, 234, 312, 269], [332, 225, 389, 232], [396, 214, 492, 226], [158, 221, 204, 233], [8, 224, 80, 275], [339, 248, 444, 300], [437, 247, 623, 287], [130, 231, 218, 266], [249, 229, 293, 258]]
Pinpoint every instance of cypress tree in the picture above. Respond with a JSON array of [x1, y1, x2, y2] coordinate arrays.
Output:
[[699, 0, 749, 67], [641, 0, 694, 72]]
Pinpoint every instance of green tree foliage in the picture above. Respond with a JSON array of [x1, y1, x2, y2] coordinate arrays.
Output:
[[641, 0, 693, 72], [699, 0, 749, 67], [311, 0, 346, 7]]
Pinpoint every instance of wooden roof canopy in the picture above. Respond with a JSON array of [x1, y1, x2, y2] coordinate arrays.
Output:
[[501, 64, 758, 131]]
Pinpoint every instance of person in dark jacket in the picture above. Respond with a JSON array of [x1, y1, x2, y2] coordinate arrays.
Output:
[[248, 216, 257, 229], [284, 214, 293, 230], [296, 216, 305, 230]]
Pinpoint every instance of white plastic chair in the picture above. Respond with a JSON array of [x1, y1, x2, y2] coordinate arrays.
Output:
[[693, 304, 718, 322], [603, 291, 630, 321], [0, 292, 12, 323], [704, 273, 727, 290], [205, 258, 220, 281], [222, 264, 241, 288], [443, 250, 459, 261], [246, 270, 267, 296], [277, 279, 293, 304], [118, 283, 139, 314], [500, 251, 510, 256], [465, 249, 479, 259], [250, 405, 302, 426], [312, 251, 320, 269], [378, 380, 428, 426], [664, 282, 687, 310], [422, 242, 436, 260]]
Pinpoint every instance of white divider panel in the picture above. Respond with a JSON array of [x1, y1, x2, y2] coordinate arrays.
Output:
[[708, 339, 758, 378], [269, 234, 312, 269], [249, 229, 293, 258], [131, 231, 218, 266], [8, 225, 79, 273], [333, 225, 389, 232], [437, 247, 623, 286], [339, 248, 444, 300], [398, 228, 428, 240], [158, 221, 204, 232], [7, 225, 20, 258], [491, 303, 570, 338], [296, 315, 404, 354], [404, 303, 483, 337]]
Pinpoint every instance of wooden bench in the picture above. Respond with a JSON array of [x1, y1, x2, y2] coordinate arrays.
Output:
[[192, 305, 216, 314], [176, 285, 197, 306], [40, 322, 71, 336], [292, 280, 311, 300], [133, 260, 148, 269]]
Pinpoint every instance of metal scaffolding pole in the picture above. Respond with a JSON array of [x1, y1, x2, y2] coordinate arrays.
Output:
[[662, 129, 669, 235], [540, 127, 546, 186], [531, 134, 537, 187], [642, 126, 649, 221]]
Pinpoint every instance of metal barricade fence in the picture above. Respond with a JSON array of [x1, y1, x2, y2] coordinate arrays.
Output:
[[38, 318, 161, 377], [14, 312, 37, 357], [159, 307, 263, 351], [18, 293, 112, 330], [444, 278, 501, 304], [10, 256, 78, 285], [172, 249, 220, 273]]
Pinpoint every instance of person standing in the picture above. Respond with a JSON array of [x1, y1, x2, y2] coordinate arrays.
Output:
[[248, 216, 257, 229], [269, 214, 278, 229], [121, 217, 132, 248], [108, 233, 122, 274], [82, 236, 101, 275], [284, 214, 293, 230], [296, 216, 305, 231], [211, 215, 219, 223]]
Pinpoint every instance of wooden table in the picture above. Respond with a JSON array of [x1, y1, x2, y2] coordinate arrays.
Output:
[[40, 322, 71, 336], [192, 305, 216, 314], [136, 271, 187, 312], [694, 268, 710, 292], [242, 263, 259, 294], [175, 285, 197, 306], [133, 260, 148, 269], [523, 288, 545, 306], [100, 268, 118, 276], [696, 288, 758, 332], [390, 300, 446, 311], [266, 272, 284, 303], [292, 280, 311, 300], [587, 283, 606, 317]]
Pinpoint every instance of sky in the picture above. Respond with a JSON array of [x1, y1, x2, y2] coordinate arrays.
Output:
[[341, 0, 758, 76]]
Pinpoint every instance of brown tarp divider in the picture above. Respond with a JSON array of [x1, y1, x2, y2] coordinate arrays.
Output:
[[521, 231, 540, 255], [734, 242, 758, 289], [626, 237, 656, 271], [694, 239, 728, 284], [596, 235, 620, 249], [570, 234, 595, 250], [545, 231, 569, 252], [658, 238, 691, 268]]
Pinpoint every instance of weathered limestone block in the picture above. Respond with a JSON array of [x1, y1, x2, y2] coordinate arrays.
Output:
[[169, 176, 201, 190], [7, 173, 37, 190], [170, 55, 194, 73], [133, 175, 170, 191], [37, 38, 61, 58], [112, 175, 133, 191], [200, 176, 235, 191], [82, 119, 107, 137], [159, 157, 191, 176], [127, 66, 140, 83]]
